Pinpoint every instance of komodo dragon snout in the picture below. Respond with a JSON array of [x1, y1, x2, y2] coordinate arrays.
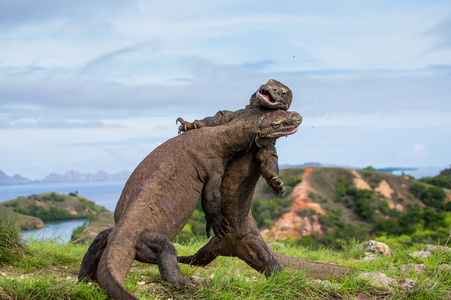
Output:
[[256, 110, 302, 145], [253, 79, 293, 110]]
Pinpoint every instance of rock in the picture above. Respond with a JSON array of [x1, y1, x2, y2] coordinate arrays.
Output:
[[424, 245, 451, 255], [189, 275, 207, 287], [398, 264, 427, 274], [308, 279, 342, 290], [357, 272, 397, 290], [359, 240, 393, 258], [22, 218, 45, 230], [409, 251, 433, 260], [437, 264, 451, 273], [363, 252, 381, 261], [398, 278, 416, 291]]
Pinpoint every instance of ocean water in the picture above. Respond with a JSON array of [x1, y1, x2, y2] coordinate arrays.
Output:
[[0, 179, 127, 243]]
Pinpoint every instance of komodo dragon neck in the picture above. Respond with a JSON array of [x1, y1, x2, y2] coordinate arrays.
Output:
[[193, 108, 299, 159]]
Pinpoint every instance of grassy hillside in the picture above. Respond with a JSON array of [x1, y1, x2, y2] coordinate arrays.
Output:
[[0, 192, 108, 225], [253, 167, 451, 248], [0, 206, 44, 230]]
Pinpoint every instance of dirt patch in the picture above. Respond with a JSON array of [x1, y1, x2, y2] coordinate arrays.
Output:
[[350, 170, 371, 190], [376, 180, 394, 199], [376, 180, 404, 211], [262, 167, 324, 240]]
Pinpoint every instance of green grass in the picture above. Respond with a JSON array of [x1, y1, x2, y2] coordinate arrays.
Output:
[[1, 235, 450, 299], [0, 211, 28, 264]]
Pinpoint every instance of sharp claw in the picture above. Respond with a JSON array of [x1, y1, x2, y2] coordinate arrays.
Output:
[[194, 122, 198, 129], [279, 182, 284, 186], [184, 124, 187, 131], [271, 176, 278, 180]]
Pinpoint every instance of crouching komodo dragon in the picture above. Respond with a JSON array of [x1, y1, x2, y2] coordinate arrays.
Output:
[[176, 82, 358, 279], [79, 107, 302, 300]]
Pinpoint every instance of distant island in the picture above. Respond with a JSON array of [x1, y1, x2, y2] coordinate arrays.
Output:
[[0, 170, 131, 185], [0, 192, 108, 230], [0, 163, 440, 185]]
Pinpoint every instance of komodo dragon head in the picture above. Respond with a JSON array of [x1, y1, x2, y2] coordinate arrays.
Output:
[[249, 79, 292, 111], [254, 109, 302, 147]]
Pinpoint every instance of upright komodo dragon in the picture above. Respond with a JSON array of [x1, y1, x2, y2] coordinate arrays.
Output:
[[177, 80, 358, 279], [78, 106, 302, 300]]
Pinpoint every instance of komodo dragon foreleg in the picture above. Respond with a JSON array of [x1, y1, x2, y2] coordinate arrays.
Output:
[[176, 110, 234, 134]]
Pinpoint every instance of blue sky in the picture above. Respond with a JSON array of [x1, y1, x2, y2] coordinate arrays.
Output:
[[1, 0, 450, 179]]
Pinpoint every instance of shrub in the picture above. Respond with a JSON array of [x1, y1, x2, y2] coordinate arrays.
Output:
[[252, 196, 292, 228], [410, 183, 447, 211], [363, 166, 376, 172], [14, 204, 73, 221]]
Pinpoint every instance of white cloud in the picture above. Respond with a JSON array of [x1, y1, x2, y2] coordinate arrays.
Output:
[[1, 1, 451, 178], [401, 143, 427, 158]]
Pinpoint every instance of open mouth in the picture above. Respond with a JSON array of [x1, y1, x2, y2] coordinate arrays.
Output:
[[258, 89, 276, 103], [267, 127, 298, 137]]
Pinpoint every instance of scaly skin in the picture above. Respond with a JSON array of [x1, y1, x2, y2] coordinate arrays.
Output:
[[177, 80, 358, 279], [177, 79, 292, 134], [78, 107, 302, 300]]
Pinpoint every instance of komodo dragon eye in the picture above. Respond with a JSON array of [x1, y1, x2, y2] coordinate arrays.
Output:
[[271, 122, 282, 129]]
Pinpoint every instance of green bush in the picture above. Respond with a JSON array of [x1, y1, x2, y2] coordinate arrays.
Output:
[[410, 183, 447, 211], [278, 172, 303, 195], [420, 168, 451, 189], [362, 166, 376, 172], [252, 196, 292, 228], [3, 201, 18, 208], [70, 220, 88, 242], [346, 188, 376, 220], [42, 192, 64, 202], [14, 204, 73, 221]]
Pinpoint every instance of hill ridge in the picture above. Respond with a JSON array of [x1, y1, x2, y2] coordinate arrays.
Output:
[[0, 170, 131, 185]]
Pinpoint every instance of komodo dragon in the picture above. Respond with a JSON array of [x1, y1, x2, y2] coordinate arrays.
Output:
[[78, 79, 294, 283], [79, 107, 302, 300], [176, 82, 358, 279]]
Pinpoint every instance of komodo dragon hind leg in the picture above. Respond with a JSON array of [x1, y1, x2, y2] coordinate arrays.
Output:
[[97, 229, 196, 300], [137, 231, 194, 289], [78, 228, 113, 282], [80, 228, 194, 289]]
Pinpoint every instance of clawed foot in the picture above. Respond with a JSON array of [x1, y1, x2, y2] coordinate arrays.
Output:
[[268, 175, 286, 196], [176, 117, 197, 134], [170, 275, 206, 290], [206, 214, 230, 239]]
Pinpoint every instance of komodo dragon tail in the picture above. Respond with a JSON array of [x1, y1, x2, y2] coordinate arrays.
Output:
[[97, 224, 140, 300], [272, 251, 359, 279]]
